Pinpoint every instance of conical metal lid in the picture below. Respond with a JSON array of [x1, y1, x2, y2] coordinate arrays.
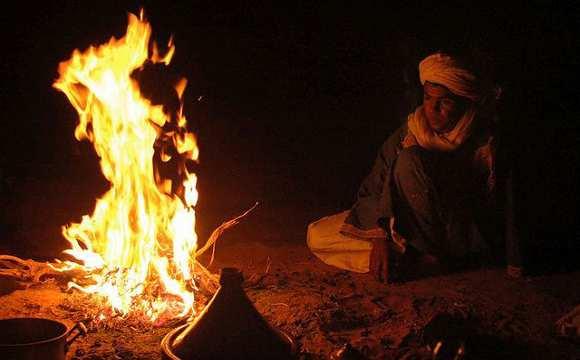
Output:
[[162, 268, 294, 360]]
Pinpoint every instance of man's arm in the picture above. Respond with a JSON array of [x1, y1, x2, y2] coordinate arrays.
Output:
[[369, 123, 408, 282], [344, 122, 408, 232]]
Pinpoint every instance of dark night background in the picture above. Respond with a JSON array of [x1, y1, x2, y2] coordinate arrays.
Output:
[[0, 2, 577, 274]]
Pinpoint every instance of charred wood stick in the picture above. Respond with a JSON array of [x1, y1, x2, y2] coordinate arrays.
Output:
[[195, 202, 259, 264], [193, 260, 219, 293], [0, 255, 64, 282]]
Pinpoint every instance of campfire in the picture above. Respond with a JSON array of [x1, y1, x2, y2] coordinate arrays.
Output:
[[0, 10, 253, 328]]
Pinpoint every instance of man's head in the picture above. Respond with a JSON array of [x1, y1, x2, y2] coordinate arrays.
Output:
[[418, 53, 480, 133], [422, 81, 469, 133]]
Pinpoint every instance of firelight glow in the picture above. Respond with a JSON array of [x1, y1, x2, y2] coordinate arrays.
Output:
[[52, 10, 199, 322]]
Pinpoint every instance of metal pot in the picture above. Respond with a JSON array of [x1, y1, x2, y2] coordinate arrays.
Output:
[[0, 318, 86, 360]]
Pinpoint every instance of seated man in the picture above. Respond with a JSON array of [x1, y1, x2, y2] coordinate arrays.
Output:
[[307, 52, 503, 282]]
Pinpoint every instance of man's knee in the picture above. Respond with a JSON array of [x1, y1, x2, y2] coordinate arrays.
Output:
[[306, 222, 322, 250], [393, 146, 429, 180]]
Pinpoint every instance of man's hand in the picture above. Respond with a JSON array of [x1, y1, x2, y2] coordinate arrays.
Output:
[[389, 217, 407, 254], [370, 238, 389, 282]]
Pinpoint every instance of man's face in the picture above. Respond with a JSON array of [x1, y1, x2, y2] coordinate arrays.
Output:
[[422, 81, 467, 133]]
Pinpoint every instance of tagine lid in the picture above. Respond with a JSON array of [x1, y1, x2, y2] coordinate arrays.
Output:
[[163, 267, 294, 360]]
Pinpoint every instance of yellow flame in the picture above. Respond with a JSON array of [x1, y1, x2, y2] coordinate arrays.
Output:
[[174, 78, 188, 100], [53, 11, 199, 321]]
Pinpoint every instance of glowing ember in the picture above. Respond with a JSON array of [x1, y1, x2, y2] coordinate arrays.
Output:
[[52, 10, 199, 322]]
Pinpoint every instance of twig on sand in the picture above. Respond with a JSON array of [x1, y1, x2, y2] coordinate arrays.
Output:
[[265, 256, 272, 274], [271, 303, 290, 308], [245, 256, 273, 288], [556, 304, 580, 339]]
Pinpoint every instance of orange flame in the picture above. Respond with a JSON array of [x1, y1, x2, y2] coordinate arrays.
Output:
[[53, 10, 199, 322]]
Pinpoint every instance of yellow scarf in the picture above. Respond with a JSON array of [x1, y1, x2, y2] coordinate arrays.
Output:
[[404, 106, 476, 152]]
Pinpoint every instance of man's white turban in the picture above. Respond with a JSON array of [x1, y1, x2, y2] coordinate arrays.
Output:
[[419, 53, 480, 102]]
